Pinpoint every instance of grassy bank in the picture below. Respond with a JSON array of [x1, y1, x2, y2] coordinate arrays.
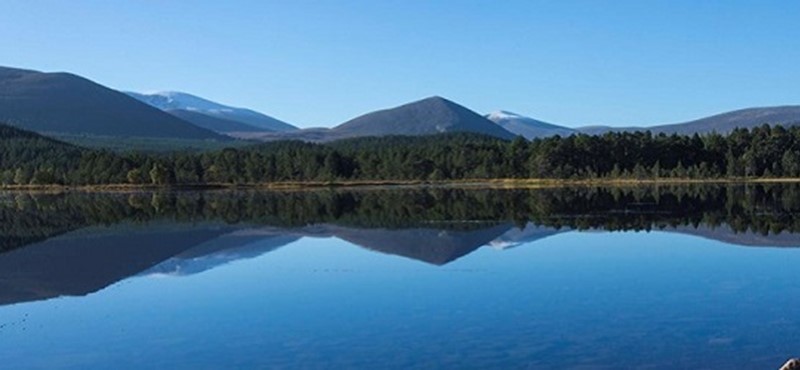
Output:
[[3, 177, 800, 193]]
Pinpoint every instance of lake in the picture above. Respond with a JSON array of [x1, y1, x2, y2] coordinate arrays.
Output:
[[0, 185, 799, 369]]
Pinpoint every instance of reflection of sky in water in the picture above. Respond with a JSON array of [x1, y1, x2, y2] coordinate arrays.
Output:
[[1, 231, 799, 369]]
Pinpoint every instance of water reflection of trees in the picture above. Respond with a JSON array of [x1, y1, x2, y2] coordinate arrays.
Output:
[[2, 183, 799, 253]]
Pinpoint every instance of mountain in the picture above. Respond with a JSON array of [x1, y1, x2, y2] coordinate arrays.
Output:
[[126, 91, 297, 132], [578, 106, 800, 136], [650, 106, 800, 135], [330, 96, 517, 140], [485, 105, 800, 138], [486, 111, 575, 139], [240, 96, 518, 142], [166, 109, 269, 133], [0, 67, 226, 140]]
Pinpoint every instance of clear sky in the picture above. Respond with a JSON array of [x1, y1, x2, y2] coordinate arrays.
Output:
[[2, 0, 799, 128]]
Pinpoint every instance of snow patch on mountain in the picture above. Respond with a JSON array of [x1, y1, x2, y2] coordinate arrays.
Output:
[[125, 90, 298, 132], [133, 91, 240, 112], [487, 110, 527, 121]]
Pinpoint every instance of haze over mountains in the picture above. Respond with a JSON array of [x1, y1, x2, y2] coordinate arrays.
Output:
[[1, 65, 800, 147]]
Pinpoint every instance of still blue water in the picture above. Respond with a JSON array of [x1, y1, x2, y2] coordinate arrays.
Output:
[[0, 228, 798, 369]]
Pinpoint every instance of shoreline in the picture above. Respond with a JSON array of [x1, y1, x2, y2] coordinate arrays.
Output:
[[2, 177, 800, 193]]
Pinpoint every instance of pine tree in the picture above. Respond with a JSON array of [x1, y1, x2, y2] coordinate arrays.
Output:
[[651, 161, 661, 178], [782, 151, 800, 177], [127, 168, 143, 184], [13, 168, 30, 185], [149, 164, 169, 185]]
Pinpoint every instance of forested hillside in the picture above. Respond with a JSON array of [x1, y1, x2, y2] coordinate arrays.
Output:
[[2, 123, 800, 186], [0, 124, 85, 185]]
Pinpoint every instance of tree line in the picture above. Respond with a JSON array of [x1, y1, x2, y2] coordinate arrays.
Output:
[[2, 124, 800, 185]]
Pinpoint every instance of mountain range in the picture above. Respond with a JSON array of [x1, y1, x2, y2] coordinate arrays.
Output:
[[247, 100, 800, 142], [486, 107, 800, 138], [577, 106, 800, 136], [2, 65, 800, 146], [0, 67, 225, 140], [125, 91, 298, 133], [334, 96, 517, 140]]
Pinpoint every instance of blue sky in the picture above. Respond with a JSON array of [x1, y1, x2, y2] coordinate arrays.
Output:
[[3, 0, 799, 128]]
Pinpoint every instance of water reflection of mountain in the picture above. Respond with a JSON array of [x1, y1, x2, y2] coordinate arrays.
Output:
[[142, 231, 300, 276], [0, 223, 237, 306], [488, 224, 568, 250], [322, 223, 514, 265], [1, 184, 799, 306], [670, 225, 800, 248]]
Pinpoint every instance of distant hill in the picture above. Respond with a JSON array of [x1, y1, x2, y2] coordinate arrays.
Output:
[[331, 96, 516, 140], [166, 109, 269, 133], [0, 67, 226, 140], [486, 111, 575, 139], [242, 96, 517, 142], [578, 106, 800, 136], [126, 91, 297, 132]]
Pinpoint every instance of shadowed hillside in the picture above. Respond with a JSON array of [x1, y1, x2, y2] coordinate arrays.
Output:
[[0, 67, 226, 140]]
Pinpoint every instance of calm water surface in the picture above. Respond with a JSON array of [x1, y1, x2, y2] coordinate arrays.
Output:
[[0, 185, 798, 369]]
